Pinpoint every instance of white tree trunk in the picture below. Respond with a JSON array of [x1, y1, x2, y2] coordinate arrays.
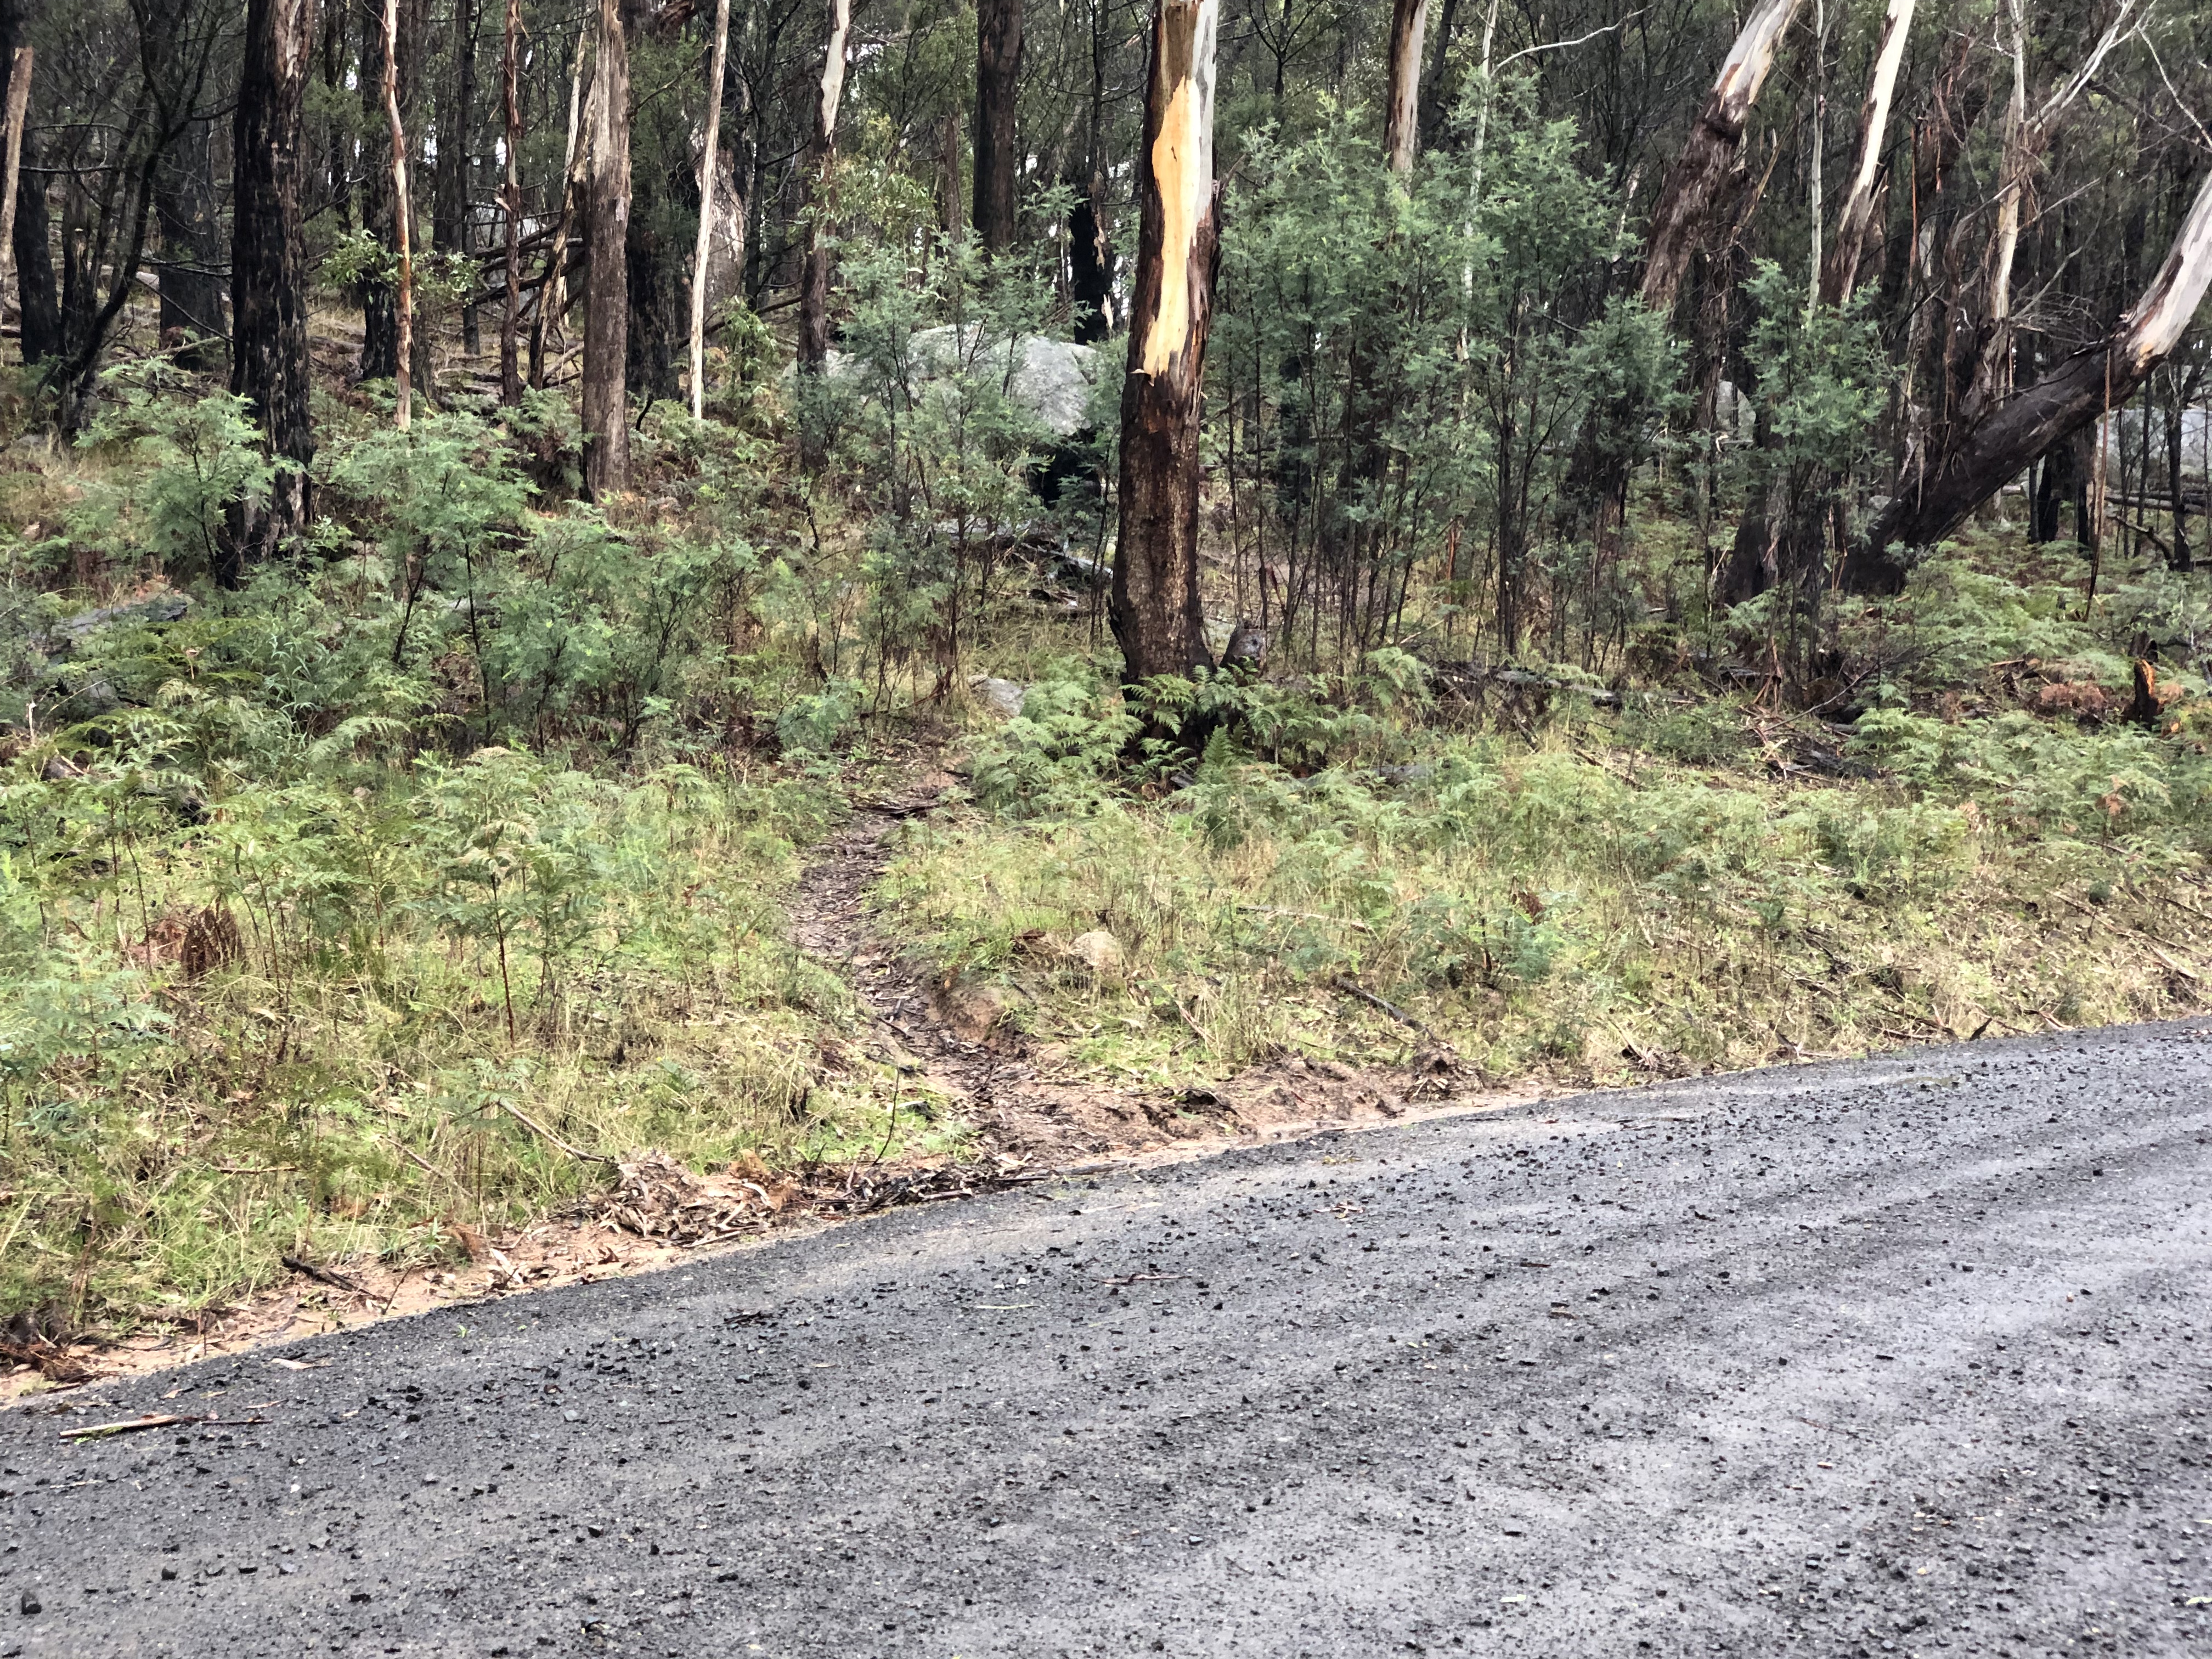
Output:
[[1818, 0, 1912, 305], [690, 0, 732, 420]]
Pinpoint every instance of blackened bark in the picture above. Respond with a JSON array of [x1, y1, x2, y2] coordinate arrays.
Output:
[[1849, 163, 2212, 591], [0, 14, 55, 366], [435, 0, 480, 353], [498, 0, 522, 402], [1639, 0, 1801, 317], [1068, 170, 1112, 343], [1383, 0, 1425, 176], [582, 0, 632, 496], [973, 0, 1022, 252], [627, 200, 679, 403], [1112, 0, 1218, 684], [227, 0, 315, 575], [433, 0, 476, 258]]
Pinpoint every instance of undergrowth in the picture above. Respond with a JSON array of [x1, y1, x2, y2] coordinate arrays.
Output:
[[878, 610, 2212, 1088]]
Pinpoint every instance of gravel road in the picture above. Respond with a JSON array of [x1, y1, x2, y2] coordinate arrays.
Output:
[[6, 1020, 2211, 1658]]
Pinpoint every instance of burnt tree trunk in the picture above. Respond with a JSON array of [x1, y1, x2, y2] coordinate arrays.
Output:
[[973, 0, 1021, 252], [1849, 163, 2212, 590], [1639, 0, 1801, 318], [0, 13, 55, 368], [1068, 169, 1113, 342], [227, 0, 315, 575], [154, 115, 227, 370], [1112, 0, 1218, 684], [498, 0, 522, 402], [434, 0, 480, 354], [581, 0, 632, 496]]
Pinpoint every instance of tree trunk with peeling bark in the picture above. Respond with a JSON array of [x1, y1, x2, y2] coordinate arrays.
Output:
[[1818, 0, 1912, 306], [1639, 0, 1801, 317], [974, 0, 1021, 251], [1383, 0, 1426, 177], [1112, 0, 1218, 684], [1722, 0, 1913, 609], [690, 0, 732, 420], [0, 43, 29, 352], [797, 0, 851, 379], [1848, 164, 2212, 591], [382, 0, 414, 431], [582, 0, 631, 496], [226, 0, 314, 577]]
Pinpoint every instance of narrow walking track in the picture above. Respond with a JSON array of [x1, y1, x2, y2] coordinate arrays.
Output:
[[781, 782, 1515, 1174], [4, 1018, 2209, 1656]]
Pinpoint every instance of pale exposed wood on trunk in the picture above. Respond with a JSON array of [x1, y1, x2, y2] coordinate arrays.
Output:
[[582, 0, 631, 496], [1818, 0, 1911, 306], [1113, 0, 1218, 682], [798, 0, 853, 377], [528, 40, 588, 390], [1384, 0, 1427, 177], [1804, 0, 1826, 312], [1639, 0, 1801, 316], [1854, 163, 2212, 588], [382, 0, 413, 431], [0, 46, 29, 354], [499, 0, 522, 403], [690, 0, 732, 420]]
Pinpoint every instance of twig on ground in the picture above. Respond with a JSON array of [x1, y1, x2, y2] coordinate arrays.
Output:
[[65, 1413, 194, 1438], [280, 1255, 368, 1296], [1330, 975, 1432, 1036], [500, 1099, 614, 1165]]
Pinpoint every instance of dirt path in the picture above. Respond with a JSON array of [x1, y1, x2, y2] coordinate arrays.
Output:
[[0, 771, 1532, 1403], [786, 779, 1539, 1173]]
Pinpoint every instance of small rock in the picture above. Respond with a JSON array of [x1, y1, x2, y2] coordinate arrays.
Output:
[[968, 676, 1027, 719], [16, 1593, 36, 1616], [933, 977, 1014, 1042], [1068, 930, 1124, 974]]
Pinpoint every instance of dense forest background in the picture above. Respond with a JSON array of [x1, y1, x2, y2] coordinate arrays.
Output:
[[0, 0, 2208, 1349]]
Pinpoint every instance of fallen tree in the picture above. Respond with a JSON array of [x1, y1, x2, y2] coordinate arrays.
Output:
[[1845, 160, 2212, 593]]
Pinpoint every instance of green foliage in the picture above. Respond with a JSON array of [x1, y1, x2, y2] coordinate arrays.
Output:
[[968, 664, 1139, 815], [74, 373, 289, 580]]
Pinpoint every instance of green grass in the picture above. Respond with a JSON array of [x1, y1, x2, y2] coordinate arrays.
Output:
[[876, 687, 2212, 1088]]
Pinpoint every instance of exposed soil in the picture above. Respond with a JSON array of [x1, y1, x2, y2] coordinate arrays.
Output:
[[1, 768, 1538, 1405], [789, 777, 1539, 1174]]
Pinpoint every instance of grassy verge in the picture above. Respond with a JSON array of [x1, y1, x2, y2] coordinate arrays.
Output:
[[876, 647, 2212, 1088]]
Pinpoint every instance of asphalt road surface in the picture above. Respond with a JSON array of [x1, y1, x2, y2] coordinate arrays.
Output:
[[7, 1020, 2211, 1658]]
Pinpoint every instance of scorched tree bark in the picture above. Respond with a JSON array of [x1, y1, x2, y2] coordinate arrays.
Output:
[[1111, 0, 1218, 684]]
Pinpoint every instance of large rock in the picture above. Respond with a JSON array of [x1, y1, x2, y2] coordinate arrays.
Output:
[[828, 327, 1103, 439]]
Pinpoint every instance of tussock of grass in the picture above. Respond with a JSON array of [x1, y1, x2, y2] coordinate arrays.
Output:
[[0, 747, 953, 1331], [877, 719, 2212, 1086]]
